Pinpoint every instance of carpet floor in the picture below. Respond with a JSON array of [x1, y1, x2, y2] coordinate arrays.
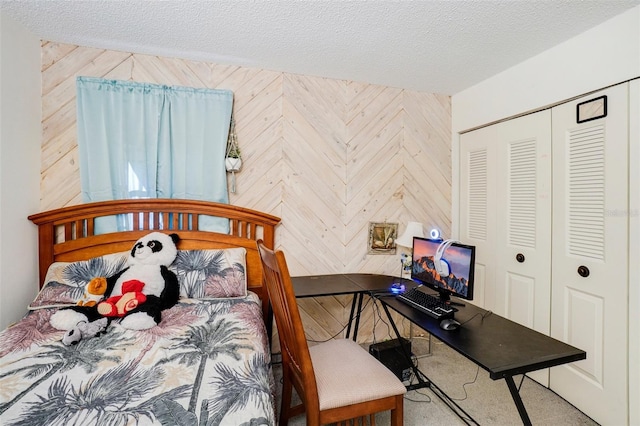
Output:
[[271, 337, 599, 425]]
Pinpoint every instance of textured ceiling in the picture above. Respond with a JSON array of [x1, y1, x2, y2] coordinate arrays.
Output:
[[2, 0, 638, 95]]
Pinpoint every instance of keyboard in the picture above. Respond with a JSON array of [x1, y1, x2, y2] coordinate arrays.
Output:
[[397, 287, 456, 320]]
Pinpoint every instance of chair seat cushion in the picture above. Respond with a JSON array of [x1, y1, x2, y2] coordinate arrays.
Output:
[[309, 339, 407, 411]]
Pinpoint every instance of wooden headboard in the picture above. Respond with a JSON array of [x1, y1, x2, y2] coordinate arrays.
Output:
[[28, 199, 281, 319]]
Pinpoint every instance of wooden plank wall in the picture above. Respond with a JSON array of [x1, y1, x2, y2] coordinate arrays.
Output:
[[40, 41, 451, 343]]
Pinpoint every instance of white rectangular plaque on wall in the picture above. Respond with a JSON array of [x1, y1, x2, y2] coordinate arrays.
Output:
[[577, 95, 607, 123]]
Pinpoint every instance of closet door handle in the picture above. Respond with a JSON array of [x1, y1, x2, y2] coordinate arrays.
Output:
[[516, 253, 525, 263], [577, 265, 590, 278]]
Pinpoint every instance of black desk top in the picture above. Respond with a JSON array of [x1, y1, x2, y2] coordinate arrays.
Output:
[[291, 274, 363, 297], [381, 285, 586, 380], [291, 273, 397, 297], [291, 274, 586, 380]]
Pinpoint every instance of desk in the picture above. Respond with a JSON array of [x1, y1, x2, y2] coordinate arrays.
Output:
[[291, 274, 586, 425], [291, 274, 394, 340]]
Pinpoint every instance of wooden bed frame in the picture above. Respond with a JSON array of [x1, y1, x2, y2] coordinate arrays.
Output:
[[28, 199, 281, 320]]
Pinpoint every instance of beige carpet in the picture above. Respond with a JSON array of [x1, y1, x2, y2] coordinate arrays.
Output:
[[271, 337, 599, 425]]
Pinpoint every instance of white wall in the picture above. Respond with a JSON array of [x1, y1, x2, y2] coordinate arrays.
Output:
[[0, 12, 42, 329], [451, 6, 639, 235], [452, 6, 640, 133], [451, 6, 640, 425]]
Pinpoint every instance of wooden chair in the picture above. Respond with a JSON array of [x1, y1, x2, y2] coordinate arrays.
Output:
[[257, 241, 406, 426]]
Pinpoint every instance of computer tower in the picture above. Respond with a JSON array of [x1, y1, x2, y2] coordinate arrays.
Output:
[[369, 338, 414, 382]]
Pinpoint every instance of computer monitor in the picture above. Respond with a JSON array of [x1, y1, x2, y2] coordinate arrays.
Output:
[[411, 237, 475, 302]]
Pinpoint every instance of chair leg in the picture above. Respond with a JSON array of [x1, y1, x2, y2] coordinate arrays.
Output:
[[390, 394, 404, 426], [279, 374, 293, 425]]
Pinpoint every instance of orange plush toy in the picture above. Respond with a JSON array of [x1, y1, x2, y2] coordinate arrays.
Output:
[[77, 277, 108, 307]]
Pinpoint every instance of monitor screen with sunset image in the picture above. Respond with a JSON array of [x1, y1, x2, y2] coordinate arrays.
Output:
[[411, 237, 475, 302]]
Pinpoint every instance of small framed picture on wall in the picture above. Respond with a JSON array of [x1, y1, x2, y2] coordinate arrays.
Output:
[[368, 222, 398, 255]]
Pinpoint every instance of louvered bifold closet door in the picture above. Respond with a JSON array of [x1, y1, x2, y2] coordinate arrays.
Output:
[[459, 109, 552, 337], [550, 83, 629, 426], [459, 125, 497, 310], [494, 110, 552, 386]]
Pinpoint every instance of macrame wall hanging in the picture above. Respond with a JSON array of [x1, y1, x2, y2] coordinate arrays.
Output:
[[225, 115, 242, 193]]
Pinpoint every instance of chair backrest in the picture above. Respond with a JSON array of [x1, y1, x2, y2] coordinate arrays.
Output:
[[257, 241, 320, 413]]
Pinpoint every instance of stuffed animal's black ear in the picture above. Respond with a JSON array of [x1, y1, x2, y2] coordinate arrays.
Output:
[[169, 233, 180, 245], [63, 327, 82, 345]]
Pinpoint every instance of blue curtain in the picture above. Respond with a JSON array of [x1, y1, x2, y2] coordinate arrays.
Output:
[[76, 77, 232, 233]]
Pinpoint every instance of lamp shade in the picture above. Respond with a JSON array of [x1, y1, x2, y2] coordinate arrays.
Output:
[[396, 221, 425, 247]]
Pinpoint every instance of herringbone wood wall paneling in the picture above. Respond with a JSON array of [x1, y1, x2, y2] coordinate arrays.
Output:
[[39, 42, 451, 343]]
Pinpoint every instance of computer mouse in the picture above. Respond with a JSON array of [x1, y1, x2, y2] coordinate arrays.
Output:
[[439, 318, 461, 331], [390, 283, 405, 294]]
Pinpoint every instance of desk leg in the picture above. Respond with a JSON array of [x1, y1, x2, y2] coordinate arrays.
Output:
[[505, 376, 532, 426], [345, 293, 362, 341], [380, 302, 480, 425], [380, 303, 428, 388], [352, 293, 364, 342]]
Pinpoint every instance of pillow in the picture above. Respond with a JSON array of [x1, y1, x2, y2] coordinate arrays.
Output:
[[170, 247, 247, 299], [29, 252, 129, 310]]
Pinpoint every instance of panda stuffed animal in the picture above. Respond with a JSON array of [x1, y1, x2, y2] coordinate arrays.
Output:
[[50, 232, 181, 333]]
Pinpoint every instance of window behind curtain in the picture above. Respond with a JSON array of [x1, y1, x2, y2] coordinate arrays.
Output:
[[76, 77, 233, 233]]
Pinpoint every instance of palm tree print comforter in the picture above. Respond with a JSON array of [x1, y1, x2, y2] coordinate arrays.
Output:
[[0, 294, 275, 425]]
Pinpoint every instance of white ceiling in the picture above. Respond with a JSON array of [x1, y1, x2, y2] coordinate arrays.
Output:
[[2, 0, 638, 95]]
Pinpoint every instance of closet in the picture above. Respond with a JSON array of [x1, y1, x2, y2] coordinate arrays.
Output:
[[459, 109, 552, 386], [458, 81, 636, 425]]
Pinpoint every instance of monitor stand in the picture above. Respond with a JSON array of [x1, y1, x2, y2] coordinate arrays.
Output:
[[437, 288, 465, 307]]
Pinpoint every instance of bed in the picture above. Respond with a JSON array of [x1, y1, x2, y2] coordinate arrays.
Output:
[[0, 199, 281, 426]]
